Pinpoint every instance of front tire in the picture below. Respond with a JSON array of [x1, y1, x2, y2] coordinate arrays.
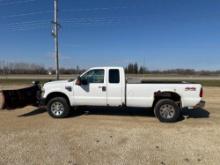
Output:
[[47, 97, 70, 118], [154, 99, 180, 122]]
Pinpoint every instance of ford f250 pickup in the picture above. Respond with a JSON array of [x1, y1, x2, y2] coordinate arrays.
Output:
[[40, 67, 205, 122]]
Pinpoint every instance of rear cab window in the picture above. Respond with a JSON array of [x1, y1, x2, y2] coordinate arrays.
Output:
[[109, 69, 120, 83]]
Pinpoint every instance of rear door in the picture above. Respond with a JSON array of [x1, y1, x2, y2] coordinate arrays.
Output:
[[107, 69, 123, 106], [73, 69, 107, 106]]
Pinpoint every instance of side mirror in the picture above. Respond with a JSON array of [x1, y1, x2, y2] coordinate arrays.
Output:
[[81, 79, 88, 85], [75, 76, 81, 85], [76, 77, 88, 85]]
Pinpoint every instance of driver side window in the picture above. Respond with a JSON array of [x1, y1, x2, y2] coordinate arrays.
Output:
[[81, 69, 104, 83]]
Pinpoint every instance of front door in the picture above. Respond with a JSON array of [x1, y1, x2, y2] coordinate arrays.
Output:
[[73, 69, 107, 106]]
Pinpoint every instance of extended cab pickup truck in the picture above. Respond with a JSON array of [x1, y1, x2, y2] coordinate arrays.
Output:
[[41, 67, 205, 122]]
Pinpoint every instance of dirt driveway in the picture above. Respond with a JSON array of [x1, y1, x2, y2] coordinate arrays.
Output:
[[0, 86, 220, 165]]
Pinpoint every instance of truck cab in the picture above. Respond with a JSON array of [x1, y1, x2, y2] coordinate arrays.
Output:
[[73, 67, 125, 107]]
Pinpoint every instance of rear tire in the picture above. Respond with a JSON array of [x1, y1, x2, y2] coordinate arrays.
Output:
[[47, 97, 70, 118], [154, 99, 180, 122]]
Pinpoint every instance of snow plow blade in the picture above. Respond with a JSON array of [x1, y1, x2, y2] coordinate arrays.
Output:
[[0, 82, 41, 110]]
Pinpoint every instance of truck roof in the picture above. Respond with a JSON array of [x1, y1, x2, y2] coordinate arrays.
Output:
[[89, 66, 124, 70]]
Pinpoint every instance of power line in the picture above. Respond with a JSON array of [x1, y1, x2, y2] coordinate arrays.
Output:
[[4, 19, 50, 31], [5, 20, 118, 31], [9, 24, 49, 31], [8, 22, 49, 28], [63, 17, 121, 22], [0, 6, 129, 19], [1, 1, 143, 32], [0, 0, 37, 6], [0, 0, 16, 2], [6, 20, 49, 26], [0, 0, 36, 6], [4, 16, 141, 31], [1, 11, 52, 19], [61, 16, 142, 25], [62, 18, 121, 26], [62, 6, 128, 12], [3, 14, 144, 31]]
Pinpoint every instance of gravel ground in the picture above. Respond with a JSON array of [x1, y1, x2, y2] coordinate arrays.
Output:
[[0, 86, 220, 165]]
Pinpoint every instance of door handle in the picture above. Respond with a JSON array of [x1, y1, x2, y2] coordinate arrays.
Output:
[[98, 86, 106, 91]]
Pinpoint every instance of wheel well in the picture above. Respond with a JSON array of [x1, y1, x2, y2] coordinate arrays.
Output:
[[153, 91, 181, 108], [46, 92, 70, 106]]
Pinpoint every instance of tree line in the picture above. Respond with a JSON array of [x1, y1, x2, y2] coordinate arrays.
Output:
[[124, 63, 220, 75], [0, 61, 84, 74], [0, 61, 219, 75]]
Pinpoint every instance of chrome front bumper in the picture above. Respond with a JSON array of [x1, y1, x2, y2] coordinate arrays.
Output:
[[194, 100, 206, 109]]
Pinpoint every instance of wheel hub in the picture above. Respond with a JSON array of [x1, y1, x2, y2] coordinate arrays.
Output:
[[159, 104, 175, 119], [51, 101, 64, 116]]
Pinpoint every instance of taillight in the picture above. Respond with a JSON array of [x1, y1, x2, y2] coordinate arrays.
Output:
[[200, 88, 203, 97]]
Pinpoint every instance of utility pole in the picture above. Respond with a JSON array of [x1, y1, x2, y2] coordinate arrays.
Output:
[[52, 0, 60, 80]]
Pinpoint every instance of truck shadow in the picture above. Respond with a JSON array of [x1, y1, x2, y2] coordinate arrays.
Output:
[[18, 107, 155, 118], [70, 107, 155, 118], [18, 107, 210, 120], [181, 108, 210, 119], [70, 107, 210, 120], [18, 108, 46, 117]]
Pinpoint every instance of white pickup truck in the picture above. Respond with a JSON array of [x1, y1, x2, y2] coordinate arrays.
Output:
[[41, 67, 205, 122]]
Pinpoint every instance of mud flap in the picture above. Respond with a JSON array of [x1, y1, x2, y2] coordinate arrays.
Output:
[[0, 82, 41, 110]]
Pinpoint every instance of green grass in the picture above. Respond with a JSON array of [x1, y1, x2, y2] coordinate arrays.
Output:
[[190, 80, 220, 87], [141, 79, 220, 87]]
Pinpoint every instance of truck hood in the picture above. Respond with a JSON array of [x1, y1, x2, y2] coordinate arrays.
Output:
[[43, 80, 74, 89], [44, 80, 69, 86]]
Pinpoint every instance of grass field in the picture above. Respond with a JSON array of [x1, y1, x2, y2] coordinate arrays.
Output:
[[0, 79, 48, 85], [192, 80, 220, 87]]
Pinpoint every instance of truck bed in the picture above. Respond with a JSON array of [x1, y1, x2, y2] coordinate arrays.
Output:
[[126, 82, 202, 108], [140, 80, 191, 84], [127, 79, 192, 84]]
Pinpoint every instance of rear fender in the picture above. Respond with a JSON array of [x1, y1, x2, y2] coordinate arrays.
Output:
[[153, 90, 182, 107]]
